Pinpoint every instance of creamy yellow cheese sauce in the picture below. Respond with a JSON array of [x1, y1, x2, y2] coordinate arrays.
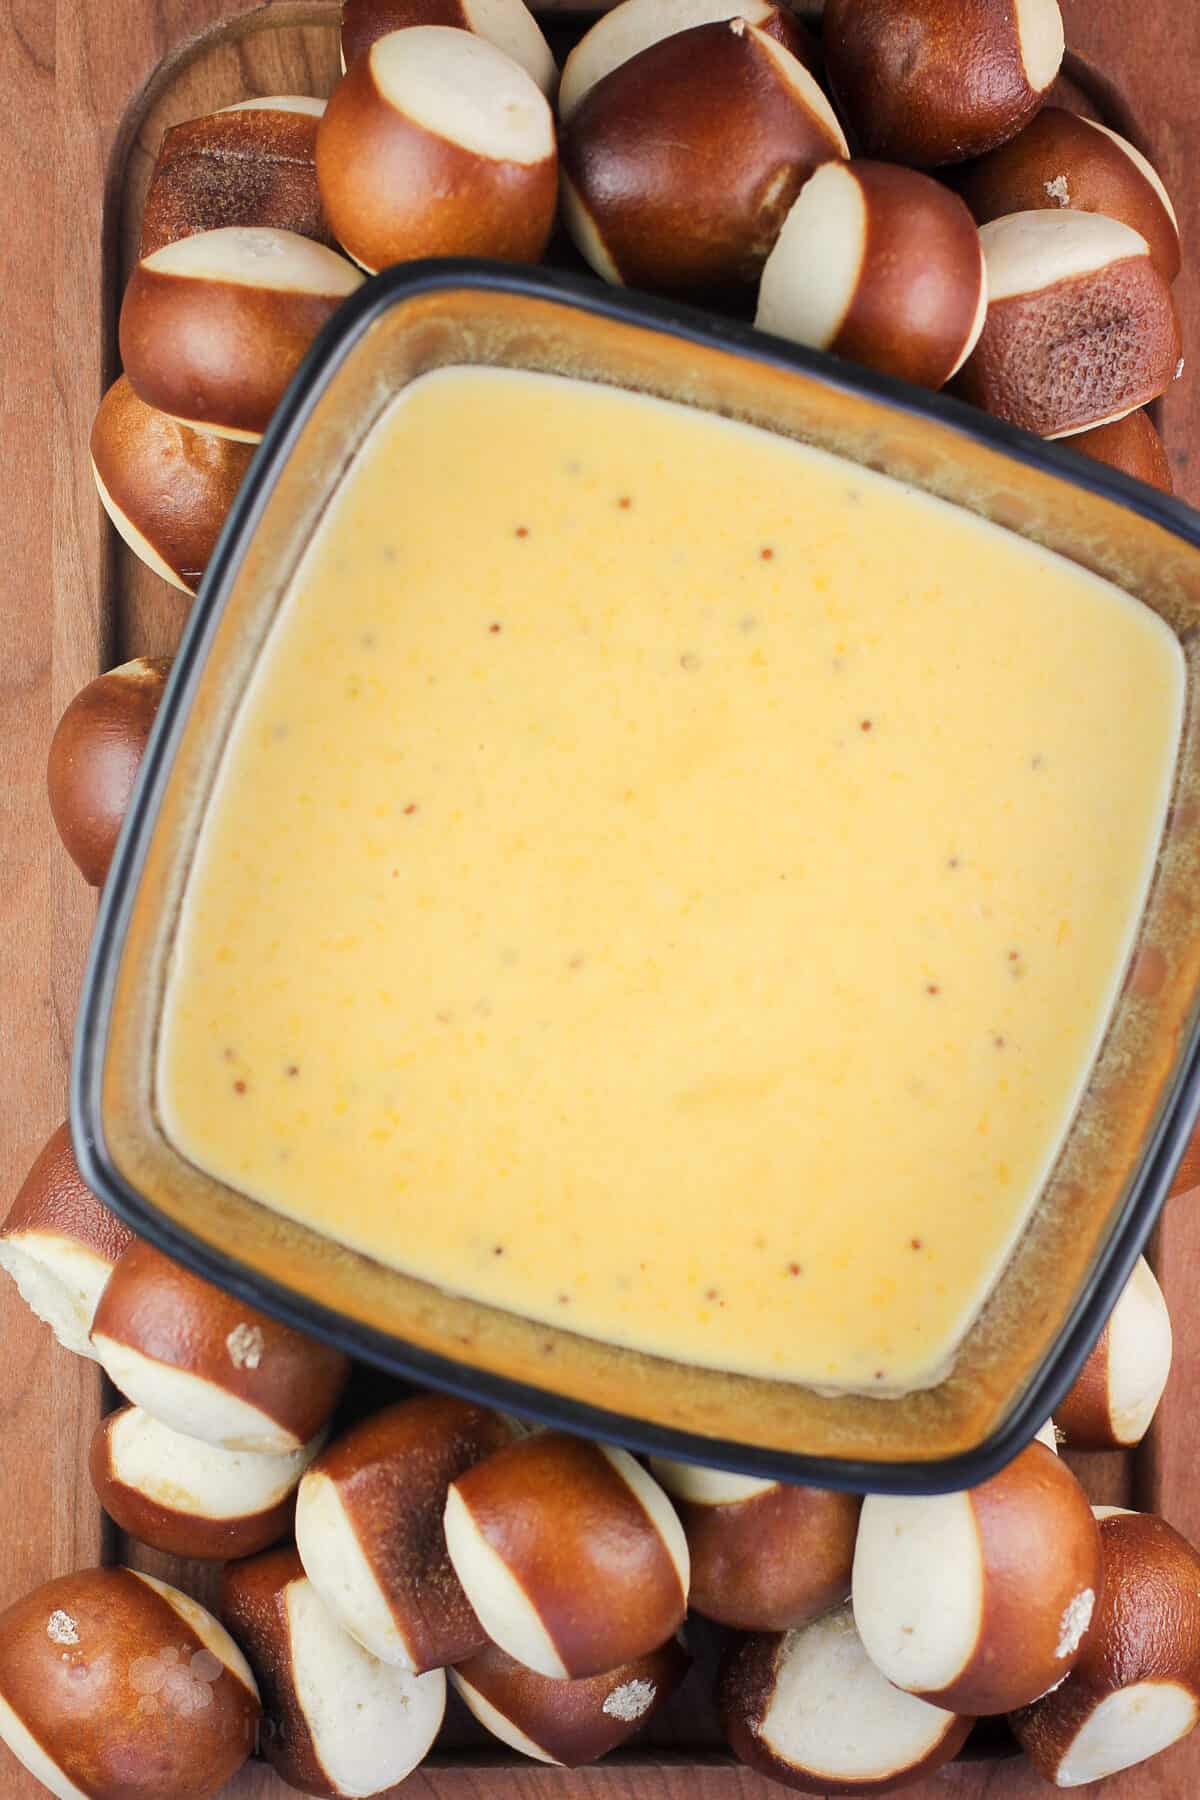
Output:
[[158, 367, 1184, 1391]]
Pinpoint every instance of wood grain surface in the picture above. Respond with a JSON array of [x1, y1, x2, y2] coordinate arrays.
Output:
[[3, 1, 1199, 1795]]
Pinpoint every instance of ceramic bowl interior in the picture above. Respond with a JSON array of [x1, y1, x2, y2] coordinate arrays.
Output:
[[74, 263, 1200, 1493]]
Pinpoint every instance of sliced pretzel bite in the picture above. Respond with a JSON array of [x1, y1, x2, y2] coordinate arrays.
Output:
[[444, 1429, 689, 1678], [139, 97, 331, 257], [1, 1121, 134, 1355], [650, 1454, 861, 1632], [720, 1605, 974, 1792], [119, 226, 363, 441], [757, 159, 987, 388], [316, 27, 557, 274], [0, 1566, 260, 1800], [954, 108, 1181, 282], [822, 0, 1065, 168], [558, 0, 819, 121], [852, 1442, 1103, 1715], [90, 1404, 323, 1560], [91, 1239, 350, 1454], [1011, 1509, 1200, 1786], [1055, 1257, 1173, 1450], [561, 18, 847, 300], [47, 657, 171, 886], [955, 209, 1181, 437], [451, 1635, 690, 1765], [295, 1392, 514, 1670], [340, 0, 556, 95], [222, 1546, 445, 1798], [1070, 410, 1174, 493], [90, 377, 253, 594]]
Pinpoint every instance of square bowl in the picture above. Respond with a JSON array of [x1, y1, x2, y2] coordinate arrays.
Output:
[[73, 260, 1200, 1494]]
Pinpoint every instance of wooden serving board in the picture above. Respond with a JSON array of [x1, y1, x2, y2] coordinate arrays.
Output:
[[4, 0, 1200, 1794]]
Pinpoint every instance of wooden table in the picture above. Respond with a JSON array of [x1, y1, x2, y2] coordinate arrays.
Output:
[[4, 0, 1200, 1794]]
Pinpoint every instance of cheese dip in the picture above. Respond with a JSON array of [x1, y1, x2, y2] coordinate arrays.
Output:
[[157, 367, 1184, 1392]]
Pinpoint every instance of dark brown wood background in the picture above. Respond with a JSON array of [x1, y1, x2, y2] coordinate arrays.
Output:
[[2, 0, 1199, 1794]]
